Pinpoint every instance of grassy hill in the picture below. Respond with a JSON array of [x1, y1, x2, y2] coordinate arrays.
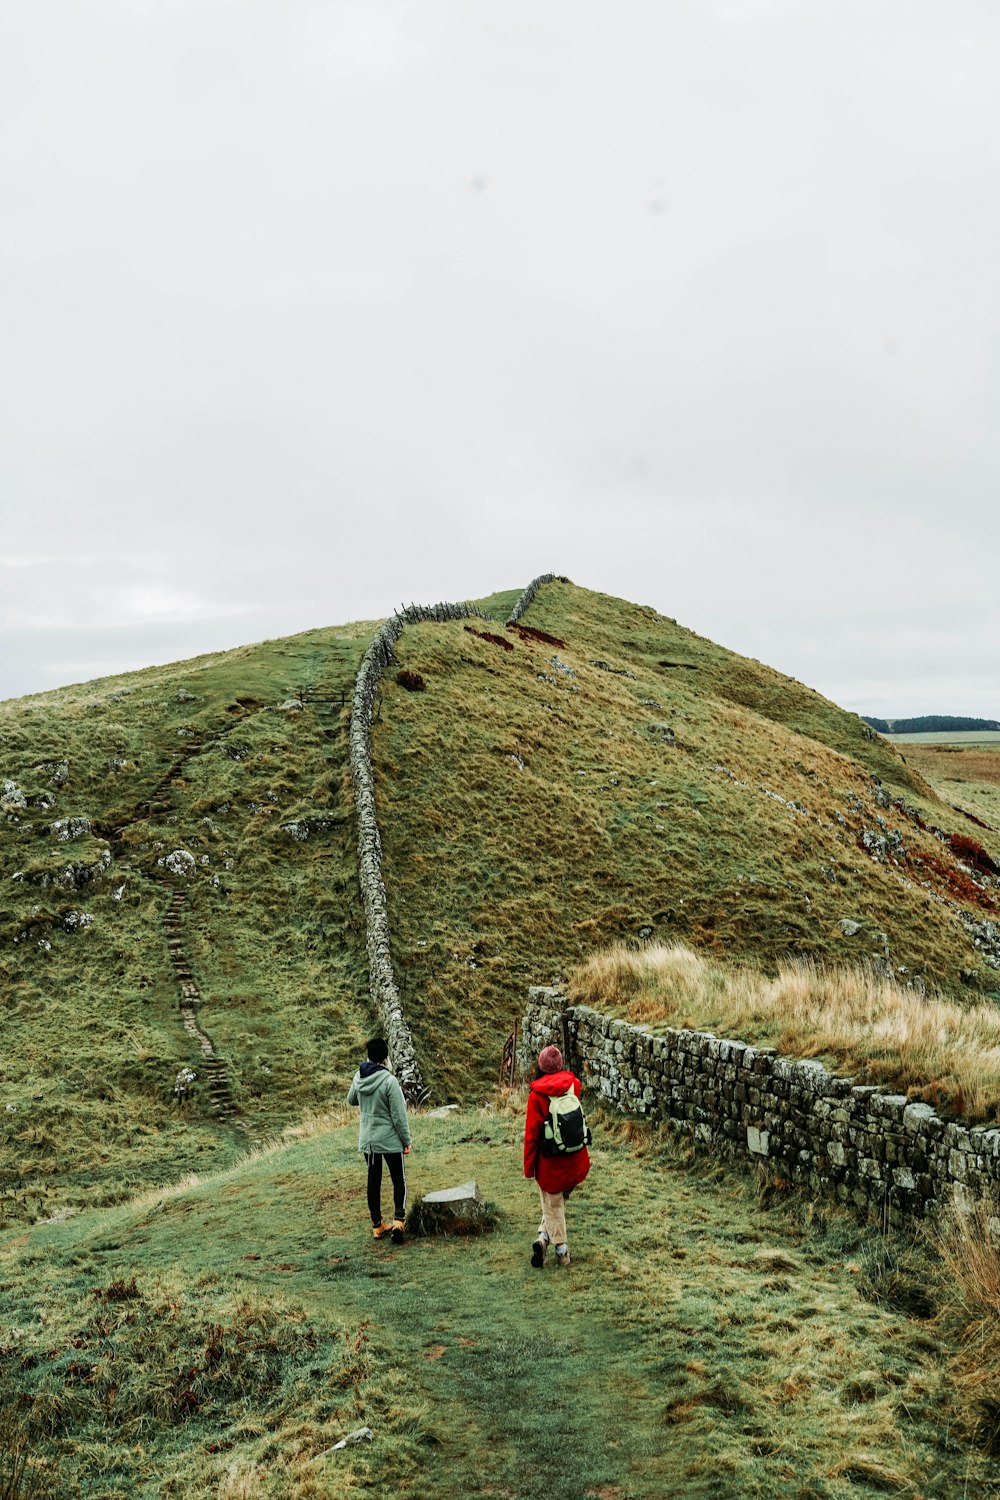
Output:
[[4, 577, 1000, 1494], [376, 582, 1000, 1101], [0, 624, 377, 1222], [2, 580, 999, 1220]]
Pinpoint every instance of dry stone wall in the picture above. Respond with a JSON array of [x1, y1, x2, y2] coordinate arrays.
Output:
[[523, 988, 1000, 1228], [351, 576, 565, 1098], [350, 601, 488, 1099], [506, 573, 568, 625]]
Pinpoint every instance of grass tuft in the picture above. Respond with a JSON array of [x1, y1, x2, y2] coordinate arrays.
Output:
[[0, 1406, 45, 1500], [933, 1203, 1000, 1456], [827, 1454, 912, 1492]]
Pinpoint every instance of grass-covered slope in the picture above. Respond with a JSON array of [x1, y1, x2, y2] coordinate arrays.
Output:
[[377, 582, 999, 1101], [5, 580, 1000, 1496], [3, 577, 998, 1212], [551, 585, 931, 798], [0, 625, 374, 1220], [2, 1105, 994, 1499]]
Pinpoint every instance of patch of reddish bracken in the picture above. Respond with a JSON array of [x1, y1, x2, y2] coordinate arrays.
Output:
[[507, 623, 567, 648], [463, 626, 515, 652], [948, 833, 1000, 877], [909, 847, 997, 911]]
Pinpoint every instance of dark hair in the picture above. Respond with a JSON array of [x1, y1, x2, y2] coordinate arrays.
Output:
[[367, 1036, 389, 1064]]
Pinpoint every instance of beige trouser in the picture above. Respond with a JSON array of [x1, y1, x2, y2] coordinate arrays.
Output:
[[537, 1187, 568, 1247]]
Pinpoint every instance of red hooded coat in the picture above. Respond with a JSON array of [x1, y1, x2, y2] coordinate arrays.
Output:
[[523, 1069, 591, 1194]]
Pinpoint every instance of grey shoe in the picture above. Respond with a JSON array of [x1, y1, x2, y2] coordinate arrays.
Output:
[[530, 1236, 548, 1268], [555, 1244, 571, 1267]]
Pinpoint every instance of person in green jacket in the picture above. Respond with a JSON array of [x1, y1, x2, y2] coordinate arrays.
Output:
[[347, 1037, 412, 1243]]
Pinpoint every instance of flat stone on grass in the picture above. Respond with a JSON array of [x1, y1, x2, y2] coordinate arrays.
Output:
[[408, 1180, 499, 1237]]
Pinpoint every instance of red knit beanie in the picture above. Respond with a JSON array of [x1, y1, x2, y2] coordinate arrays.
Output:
[[538, 1045, 563, 1073]]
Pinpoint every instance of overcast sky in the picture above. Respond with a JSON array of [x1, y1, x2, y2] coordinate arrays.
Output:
[[2, 0, 997, 717]]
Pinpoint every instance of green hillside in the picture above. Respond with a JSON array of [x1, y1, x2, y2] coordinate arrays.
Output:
[[0, 624, 376, 1221], [2, 581, 999, 1222], [377, 583, 999, 1100], [4, 578, 1000, 1495]]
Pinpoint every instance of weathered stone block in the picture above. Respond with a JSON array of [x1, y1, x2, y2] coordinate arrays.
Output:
[[953, 1182, 977, 1214], [410, 1180, 494, 1236], [872, 1093, 908, 1120], [899, 1098, 941, 1128], [747, 1126, 770, 1155]]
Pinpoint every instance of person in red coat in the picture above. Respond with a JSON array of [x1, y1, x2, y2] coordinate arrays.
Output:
[[523, 1044, 590, 1268]]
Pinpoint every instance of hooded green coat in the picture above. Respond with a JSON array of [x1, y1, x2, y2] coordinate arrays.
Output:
[[347, 1063, 412, 1154]]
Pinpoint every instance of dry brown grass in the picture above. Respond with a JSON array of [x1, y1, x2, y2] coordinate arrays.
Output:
[[936, 1202, 1000, 1323], [217, 1463, 270, 1500], [826, 1454, 913, 1492], [568, 942, 1000, 1121], [905, 745, 1000, 789], [904, 744, 1000, 832], [217, 1455, 360, 1500], [935, 1204, 1000, 1458]]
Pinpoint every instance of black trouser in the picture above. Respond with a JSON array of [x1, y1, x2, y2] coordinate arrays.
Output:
[[365, 1149, 406, 1224]]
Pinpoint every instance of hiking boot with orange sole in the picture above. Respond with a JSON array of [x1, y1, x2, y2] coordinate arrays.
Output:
[[391, 1219, 406, 1245], [372, 1222, 392, 1240]]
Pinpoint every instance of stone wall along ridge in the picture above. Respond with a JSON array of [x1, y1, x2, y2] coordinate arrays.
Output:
[[350, 602, 492, 1099], [523, 989, 1000, 1229], [506, 573, 570, 626], [350, 578, 565, 1099]]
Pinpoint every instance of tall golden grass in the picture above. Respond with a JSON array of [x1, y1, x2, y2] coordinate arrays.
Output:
[[568, 942, 1000, 1121], [935, 1203, 1000, 1457]]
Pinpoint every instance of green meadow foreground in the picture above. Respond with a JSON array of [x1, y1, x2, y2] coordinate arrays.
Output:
[[3, 1104, 998, 1500]]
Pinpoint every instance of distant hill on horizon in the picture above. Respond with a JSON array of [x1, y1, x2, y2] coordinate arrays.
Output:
[[863, 714, 1000, 735]]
